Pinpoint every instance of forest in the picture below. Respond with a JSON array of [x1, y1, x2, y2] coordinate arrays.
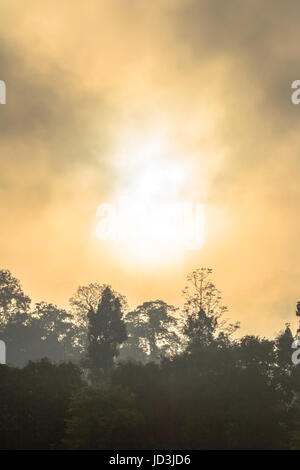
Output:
[[0, 267, 299, 450]]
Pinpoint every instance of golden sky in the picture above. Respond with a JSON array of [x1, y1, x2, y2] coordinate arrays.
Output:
[[1, 0, 300, 336]]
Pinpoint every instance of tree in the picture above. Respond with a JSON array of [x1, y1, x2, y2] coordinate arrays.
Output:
[[69, 282, 127, 354], [0, 359, 83, 449], [70, 282, 127, 322], [86, 286, 127, 381], [273, 325, 296, 401], [70, 283, 107, 319], [112, 348, 296, 449], [1, 302, 82, 366], [237, 335, 275, 372], [119, 321, 148, 363], [275, 324, 294, 371], [31, 302, 82, 362], [0, 269, 32, 366], [0, 269, 30, 327], [121, 301, 180, 362], [64, 384, 141, 449], [182, 268, 239, 351]]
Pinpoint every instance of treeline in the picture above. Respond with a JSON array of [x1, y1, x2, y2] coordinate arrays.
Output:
[[0, 268, 238, 369], [0, 268, 300, 449]]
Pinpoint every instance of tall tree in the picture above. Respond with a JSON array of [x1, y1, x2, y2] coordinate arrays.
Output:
[[70, 282, 127, 353], [0, 269, 31, 326], [183, 268, 239, 351], [122, 300, 180, 362], [87, 286, 127, 382]]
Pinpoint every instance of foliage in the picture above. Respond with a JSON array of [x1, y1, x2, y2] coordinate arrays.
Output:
[[182, 268, 239, 351], [86, 286, 127, 381], [0, 359, 83, 449], [1, 267, 300, 449], [64, 384, 142, 449], [121, 300, 180, 362]]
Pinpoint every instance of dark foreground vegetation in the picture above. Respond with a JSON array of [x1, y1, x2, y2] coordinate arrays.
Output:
[[0, 268, 300, 449]]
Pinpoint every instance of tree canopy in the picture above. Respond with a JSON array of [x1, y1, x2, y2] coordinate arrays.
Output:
[[0, 267, 300, 449]]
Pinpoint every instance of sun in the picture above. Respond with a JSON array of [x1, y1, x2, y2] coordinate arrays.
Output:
[[96, 132, 204, 266]]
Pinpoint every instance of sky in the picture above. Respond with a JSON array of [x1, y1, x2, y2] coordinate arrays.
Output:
[[1, 0, 300, 337]]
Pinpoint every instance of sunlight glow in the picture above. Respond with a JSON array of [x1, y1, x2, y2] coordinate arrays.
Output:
[[96, 133, 204, 266]]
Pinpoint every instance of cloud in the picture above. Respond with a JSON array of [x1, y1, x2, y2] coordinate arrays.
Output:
[[1, 0, 300, 335]]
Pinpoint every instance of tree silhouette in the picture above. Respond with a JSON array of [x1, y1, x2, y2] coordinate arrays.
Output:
[[64, 384, 141, 449], [1, 267, 300, 450], [0, 359, 83, 449], [183, 268, 239, 351], [70, 282, 127, 354], [86, 286, 127, 382], [122, 300, 180, 362], [0, 269, 30, 327]]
